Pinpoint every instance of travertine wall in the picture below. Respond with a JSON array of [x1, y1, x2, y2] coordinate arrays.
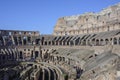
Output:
[[53, 3, 120, 35]]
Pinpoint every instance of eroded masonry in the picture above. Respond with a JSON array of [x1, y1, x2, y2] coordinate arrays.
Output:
[[0, 3, 120, 80]]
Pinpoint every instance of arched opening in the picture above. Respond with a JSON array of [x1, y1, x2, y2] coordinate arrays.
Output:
[[113, 38, 117, 45], [100, 39, 104, 46], [56, 56, 59, 61], [59, 41, 62, 45], [19, 51, 23, 59], [13, 36, 18, 45], [45, 69, 49, 80], [35, 51, 39, 58], [31, 51, 33, 58], [35, 39, 40, 45], [44, 41, 47, 45], [91, 38, 95, 46], [96, 39, 99, 46], [49, 68, 55, 80], [41, 37, 44, 45], [48, 41, 51, 45], [82, 40, 86, 45], [105, 39, 109, 45], [28, 37, 31, 43], [67, 41, 69, 45], [52, 41, 55, 45], [70, 41, 74, 46], [63, 57, 65, 61], [39, 69, 43, 80], [64, 74, 68, 80], [63, 41, 65, 45], [18, 37, 22, 45], [56, 41, 58, 45], [23, 37, 27, 45]]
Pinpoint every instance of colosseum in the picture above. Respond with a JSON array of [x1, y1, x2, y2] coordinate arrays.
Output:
[[0, 3, 120, 80]]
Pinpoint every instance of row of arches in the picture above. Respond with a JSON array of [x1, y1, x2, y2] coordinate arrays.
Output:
[[18, 50, 41, 61], [54, 23, 120, 36], [0, 48, 18, 66], [41, 29, 120, 46]]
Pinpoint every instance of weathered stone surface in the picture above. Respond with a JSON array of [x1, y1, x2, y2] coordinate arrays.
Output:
[[53, 3, 120, 35]]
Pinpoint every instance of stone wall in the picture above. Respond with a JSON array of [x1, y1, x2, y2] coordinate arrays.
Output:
[[53, 3, 120, 35]]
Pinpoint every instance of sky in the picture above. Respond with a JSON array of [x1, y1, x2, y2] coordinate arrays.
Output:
[[0, 0, 120, 34]]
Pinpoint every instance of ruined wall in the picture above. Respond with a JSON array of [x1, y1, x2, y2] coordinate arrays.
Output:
[[53, 3, 120, 35]]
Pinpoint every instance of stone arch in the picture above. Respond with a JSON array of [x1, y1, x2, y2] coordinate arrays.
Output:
[[35, 38, 40, 45], [44, 41, 47, 45], [1, 49, 7, 61], [56, 56, 59, 61], [23, 36, 27, 45], [48, 41, 51, 45], [31, 50, 34, 58], [49, 68, 56, 80], [44, 69, 49, 80], [105, 38, 109, 45], [100, 39, 104, 46], [39, 68, 44, 80], [113, 37, 117, 45], [35, 51, 39, 58], [19, 51, 23, 59], [96, 39, 99, 46], [91, 38, 95, 46], [41, 37, 44, 45], [63, 57, 65, 62], [59, 56, 61, 61], [27, 36, 31, 43], [52, 41, 55, 45]]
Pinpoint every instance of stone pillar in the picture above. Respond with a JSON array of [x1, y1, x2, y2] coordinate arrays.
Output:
[[69, 41, 71, 46], [38, 46, 41, 60], [51, 69, 56, 80], [22, 36, 24, 45], [26, 36, 28, 45], [11, 36, 15, 45], [86, 40, 88, 46], [33, 46, 35, 59], [22, 52, 25, 61], [16, 48, 19, 61], [2, 36, 6, 46]]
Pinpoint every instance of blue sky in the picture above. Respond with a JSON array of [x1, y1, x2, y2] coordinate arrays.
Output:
[[0, 0, 120, 34]]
